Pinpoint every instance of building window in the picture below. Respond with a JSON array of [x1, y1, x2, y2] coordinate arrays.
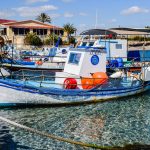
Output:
[[1, 28, 7, 35], [18, 28, 24, 35], [60, 30, 64, 35], [116, 44, 122, 49], [33, 29, 47, 35], [13, 28, 19, 35], [68, 53, 81, 65], [13, 28, 29, 35], [25, 29, 29, 34], [44, 29, 47, 35]]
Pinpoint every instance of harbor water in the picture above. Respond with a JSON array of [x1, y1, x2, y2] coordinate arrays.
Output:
[[0, 92, 150, 149]]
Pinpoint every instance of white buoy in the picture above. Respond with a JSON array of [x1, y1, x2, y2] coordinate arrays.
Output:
[[0, 68, 10, 77], [110, 71, 122, 78]]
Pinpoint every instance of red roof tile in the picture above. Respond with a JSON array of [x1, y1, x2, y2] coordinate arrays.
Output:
[[2, 20, 62, 30], [0, 19, 16, 24], [8, 25, 62, 30]]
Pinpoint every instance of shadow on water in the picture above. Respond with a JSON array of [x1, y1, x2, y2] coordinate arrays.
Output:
[[0, 123, 31, 150]]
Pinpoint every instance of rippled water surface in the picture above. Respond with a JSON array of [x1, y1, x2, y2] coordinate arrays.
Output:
[[1, 92, 150, 149]]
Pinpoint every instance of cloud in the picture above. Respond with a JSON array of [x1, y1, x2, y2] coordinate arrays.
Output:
[[25, 0, 49, 4], [121, 6, 149, 15], [64, 12, 74, 18], [79, 12, 87, 16], [13, 5, 58, 17], [50, 13, 61, 19], [0, 11, 15, 18], [109, 19, 117, 23], [61, 0, 73, 3]]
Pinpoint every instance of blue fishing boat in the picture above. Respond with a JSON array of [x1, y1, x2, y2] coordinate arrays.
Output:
[[0, 47, 150, 107]]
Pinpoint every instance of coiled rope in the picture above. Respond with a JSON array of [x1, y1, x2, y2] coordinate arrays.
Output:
[[0, 116, 116, 149]]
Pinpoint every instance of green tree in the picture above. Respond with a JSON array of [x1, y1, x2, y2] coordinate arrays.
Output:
[[24, 33, 43, 46], [63, 23, 76, 42], [36, 13, 51, 23]]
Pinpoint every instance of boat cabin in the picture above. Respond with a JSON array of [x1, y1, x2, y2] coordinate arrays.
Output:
[[55, 47, 107, 87], [78, 39, 127, 61]]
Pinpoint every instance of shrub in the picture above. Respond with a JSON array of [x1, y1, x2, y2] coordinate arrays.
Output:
[[24, 33, 43, 46], [44, 34, 62, 46]]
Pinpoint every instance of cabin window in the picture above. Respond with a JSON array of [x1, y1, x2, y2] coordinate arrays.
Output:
[[89, 42, 94, 46], [116, 44, 122, 49], [68, 53, 81, 65], [81, 42, 87, 46]]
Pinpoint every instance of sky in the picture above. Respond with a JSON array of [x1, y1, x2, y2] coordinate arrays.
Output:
[[0, 0, 150, 33]]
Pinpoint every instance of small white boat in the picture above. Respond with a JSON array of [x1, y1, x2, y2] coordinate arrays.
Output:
[[0, 47, 150, 107]]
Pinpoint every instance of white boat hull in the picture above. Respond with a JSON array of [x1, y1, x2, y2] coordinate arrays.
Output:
[[0, 82, 149, 107]]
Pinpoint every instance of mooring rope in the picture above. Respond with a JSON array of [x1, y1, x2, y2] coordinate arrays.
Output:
[[0, 116, 116, 149]]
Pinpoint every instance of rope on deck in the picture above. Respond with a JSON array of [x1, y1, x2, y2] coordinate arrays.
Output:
[[0, 116, 117, 150]]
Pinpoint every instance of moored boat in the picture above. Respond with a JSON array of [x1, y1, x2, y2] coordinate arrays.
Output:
[[0, 47, 150, 107]]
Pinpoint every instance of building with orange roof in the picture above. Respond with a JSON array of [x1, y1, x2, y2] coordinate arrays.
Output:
[[0, 19, 64, 49]]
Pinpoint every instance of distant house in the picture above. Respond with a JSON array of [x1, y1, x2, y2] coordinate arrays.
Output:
[[0, 19, 64, 48], [109, 27, 150, 37]]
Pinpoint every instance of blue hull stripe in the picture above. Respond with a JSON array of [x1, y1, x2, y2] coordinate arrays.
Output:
[[0, 81, 149, 97]]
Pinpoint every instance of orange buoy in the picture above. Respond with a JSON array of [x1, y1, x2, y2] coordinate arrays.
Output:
[[36, 61, 43, 65], [92, 72, 108, 86], [63, 78, 77, 89], [81, 77, 94, 90]]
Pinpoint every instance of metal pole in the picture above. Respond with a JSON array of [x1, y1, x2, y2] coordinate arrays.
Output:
[[127, 34, 128, 60], [11, 36, 14, 74]]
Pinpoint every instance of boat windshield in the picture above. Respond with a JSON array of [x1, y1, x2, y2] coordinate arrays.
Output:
[[88, 42, 94, 46], [81, 42, 87, 46], [68, 53, 81, 65]]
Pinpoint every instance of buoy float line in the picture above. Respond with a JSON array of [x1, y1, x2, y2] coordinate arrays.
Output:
[[0, 116, 119, 150]]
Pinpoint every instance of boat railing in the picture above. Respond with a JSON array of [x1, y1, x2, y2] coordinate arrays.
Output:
[[8, 71, 143, 90], [107, 57, 150, 68]]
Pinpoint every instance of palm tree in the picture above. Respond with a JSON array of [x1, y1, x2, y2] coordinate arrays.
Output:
[[63, 23, 77, 42], [36, 13, 51, 23]]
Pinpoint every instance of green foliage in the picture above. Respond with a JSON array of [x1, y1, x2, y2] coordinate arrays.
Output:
[[63, 23, 76, 35], [44, 33, 62, 46], [36, 13, 51, 23], [128, 36, 150, 41], [69, 36, 76, 44], [24, 33, 43, 46], [63, 23, 77, 44]]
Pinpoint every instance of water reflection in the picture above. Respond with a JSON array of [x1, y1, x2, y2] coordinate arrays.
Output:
[[0, 93, 150, 149]]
